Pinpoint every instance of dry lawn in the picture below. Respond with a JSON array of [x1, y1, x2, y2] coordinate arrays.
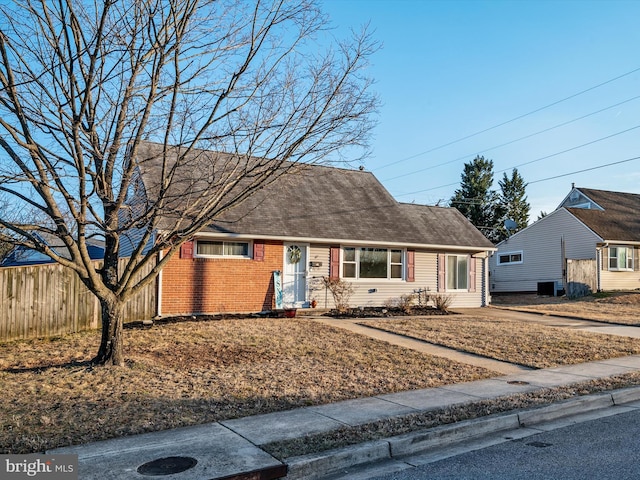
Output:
[[0, 317, 492, 454], [362, 314, 640, 368], [4, 294, 640, 457], [492, 291, 640, 325]]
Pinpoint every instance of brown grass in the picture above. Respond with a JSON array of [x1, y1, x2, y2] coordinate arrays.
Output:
[[4, 292, 640, 456], [491, 291, 640, 325], [362, 314, 640, 368], [0, 317, 491, 454]]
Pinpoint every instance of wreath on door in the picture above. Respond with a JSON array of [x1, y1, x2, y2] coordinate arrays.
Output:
[[287, 245, 302, 264]]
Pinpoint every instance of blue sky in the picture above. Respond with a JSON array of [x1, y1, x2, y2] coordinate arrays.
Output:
[[320, 0, 640, 221]]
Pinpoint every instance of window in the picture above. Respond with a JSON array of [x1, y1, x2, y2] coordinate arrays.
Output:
[[196, 240, 250, 258], [609, 246, 633, 271], [447, 255, 468, 290], [497, 251, 523, 265], [342, 247, 404, 279]]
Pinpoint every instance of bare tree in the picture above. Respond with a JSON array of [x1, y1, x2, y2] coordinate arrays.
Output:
[[0, 0, 378, 366]]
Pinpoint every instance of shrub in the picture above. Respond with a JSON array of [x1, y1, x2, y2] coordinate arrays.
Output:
[[383, 298, 397, 309], [322, 277, 355, 313], [398, 293, 417, 313], [431, 293, 452, 312]]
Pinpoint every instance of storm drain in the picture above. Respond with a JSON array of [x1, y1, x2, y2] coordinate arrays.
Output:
[[507, 380, 530, 385], [527, 441, 553, 448], [137, 456, 198, 476]]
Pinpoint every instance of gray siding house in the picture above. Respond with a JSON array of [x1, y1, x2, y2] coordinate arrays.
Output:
[[127, 141, 496, 314], [490, 186, 640, 295]]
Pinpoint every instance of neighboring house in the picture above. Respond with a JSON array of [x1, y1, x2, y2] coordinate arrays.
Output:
[[126, 142, 496, 315], [1, 232, 105, 267], [490, 186, 640, 295]]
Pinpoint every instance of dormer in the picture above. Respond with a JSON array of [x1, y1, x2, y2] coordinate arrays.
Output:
[[558, 185, 605, 211]]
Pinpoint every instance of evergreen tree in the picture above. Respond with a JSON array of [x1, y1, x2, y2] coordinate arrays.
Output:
[[496, 168, 530, 242], [450, 156, 501, 243]]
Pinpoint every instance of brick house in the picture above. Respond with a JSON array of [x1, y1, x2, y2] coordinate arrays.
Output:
[[123, 142, 495, 315]]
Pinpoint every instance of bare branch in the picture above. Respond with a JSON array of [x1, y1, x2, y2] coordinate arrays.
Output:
[[0, 0, 378, 365]]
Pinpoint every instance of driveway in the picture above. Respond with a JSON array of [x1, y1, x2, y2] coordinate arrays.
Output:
[[456, 306, 640, 339]]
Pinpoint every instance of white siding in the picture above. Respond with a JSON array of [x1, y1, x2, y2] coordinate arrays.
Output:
[[308, 245, 487, 309], [490, 209, 601, 293], [439, 255, 486, 308], [600, 246, 640, 291], [308, 244, 331, 307], [600, 270, 640, 290]]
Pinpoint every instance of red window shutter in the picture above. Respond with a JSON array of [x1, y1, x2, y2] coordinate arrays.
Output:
[[254, 240, 265, 261], [180, 241, 194, 259], [406, 250, 415, 282], [437, 253, 446, 292], [329, 246, 340, 279], [469, 255, 476, 292]]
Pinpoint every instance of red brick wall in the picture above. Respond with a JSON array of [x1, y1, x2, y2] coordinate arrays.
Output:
[[161, 240, 283, 315]]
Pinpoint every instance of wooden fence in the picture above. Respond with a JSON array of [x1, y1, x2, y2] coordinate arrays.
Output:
[[566, 258, 597, 299], [0, 258, 156, 342]]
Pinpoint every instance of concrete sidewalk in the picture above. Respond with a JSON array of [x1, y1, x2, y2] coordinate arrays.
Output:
[[49, 355, 640, 480]]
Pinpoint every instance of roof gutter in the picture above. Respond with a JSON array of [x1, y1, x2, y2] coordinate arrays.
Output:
[[187, 231, 497, 253], [600, 241, 640, 247]]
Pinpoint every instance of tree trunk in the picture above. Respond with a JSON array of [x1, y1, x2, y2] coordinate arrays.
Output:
[[93, 298, 126, 366]]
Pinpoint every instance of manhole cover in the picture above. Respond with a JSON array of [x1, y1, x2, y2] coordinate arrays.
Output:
[[527, 441, 553, 448], [507, 380, 530, 385], [137, 456, 198, 476]]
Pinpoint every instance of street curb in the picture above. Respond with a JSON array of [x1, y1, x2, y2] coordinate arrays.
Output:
[[388, 412, 520, 458], [517, 391, 613, 426], [286, 440, 390, 480], [284, 386, 640, 480]]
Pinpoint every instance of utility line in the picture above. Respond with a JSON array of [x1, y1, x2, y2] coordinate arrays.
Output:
[[395, 124, 640, 197], [528, 155, 640, 185], [496, 124, 640, 173], [374, 66, 640, 172], [381, 94, 640, 182]]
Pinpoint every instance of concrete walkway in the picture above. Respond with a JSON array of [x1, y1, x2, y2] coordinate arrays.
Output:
[[48, 310, 640, 480], [459, 306, 640, 339], [314, 317, 531, 375]]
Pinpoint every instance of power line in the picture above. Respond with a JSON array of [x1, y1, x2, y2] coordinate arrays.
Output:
[[373, 65, 640, 172], [496, 124, 640, 174], [528, 155, 640, 185], [395, 124, 640, 197], [381, 94, 640, 182]]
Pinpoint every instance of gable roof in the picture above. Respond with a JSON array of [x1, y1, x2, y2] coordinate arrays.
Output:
[[133, 141, 494, 251], [565, 188, 640, 242]]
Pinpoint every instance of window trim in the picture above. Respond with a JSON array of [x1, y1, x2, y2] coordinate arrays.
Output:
[[608, 245, 634, 271], [446, 254, 469, 291], [194, 239, 252, 259], [341, 246, 406, 281], [497, 250, 523, 266]]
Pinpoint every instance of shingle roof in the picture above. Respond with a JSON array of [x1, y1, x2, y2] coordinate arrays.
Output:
[[134, 141, 494, 250], [567, 188, 640, 242]]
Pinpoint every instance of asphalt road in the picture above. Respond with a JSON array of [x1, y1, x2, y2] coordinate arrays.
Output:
[[371, 408, 640, 480]]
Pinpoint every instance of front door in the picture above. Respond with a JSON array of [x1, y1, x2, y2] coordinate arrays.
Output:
[[282, 243, 308, 307]]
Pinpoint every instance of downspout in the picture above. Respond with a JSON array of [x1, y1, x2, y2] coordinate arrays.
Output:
[[156, 250, 163, 318], [596, 246, 602, 292], [483, 253, 490, 306]]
